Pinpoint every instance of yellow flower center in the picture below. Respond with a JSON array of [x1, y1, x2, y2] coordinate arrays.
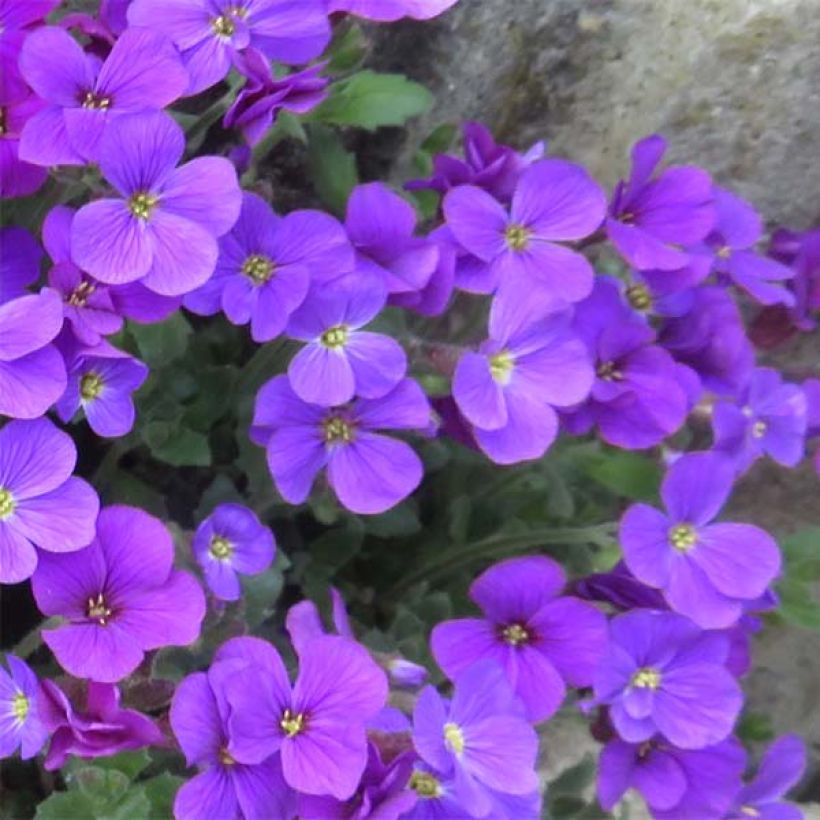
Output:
[[242, 254, 275, 285], [128, 192, 158, 221], [502, 623, 530, 646], [631, 667, 662, 690], [280, 709, 305, 738], [751, 420, 767, 439], [443, 722, 465, 755], [80, 372, 104, 401], [716, 245, 732, 259], [209, 535, 233, 560], [0, 488, 15, 520], [12, 692, 29, 722], [218, 747, 236, 766], [669, 523, 697, 552], [740, 807, 760, 817], [504, 224, 531, 252], [410, 771, 443, 799], [67, 281, 96, 307], [87, 593, 112, 625], [320, 325, 350, 349], [80, 90, 112, 110], [597, 360, 624, 381], [626, 283, 652, 311], [211, 15, 236, 36], [323, 416, 354, 444], [489, 350, 515, 385]]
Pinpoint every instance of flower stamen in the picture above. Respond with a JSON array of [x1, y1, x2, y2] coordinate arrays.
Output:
[[280, 709, 305, 737], [320, 325, 349, 349], [669, 523, 697, 552], [631, 667, 662, 690], [504, 224, 531, 252], [323, 416, 354, 444], [209, 535, 233, 560], [443, 721, 465, 755], [501, 623, 530, 646], [12, 692, 29, 723], [489, 350, 515, 385], [80, 372, 104, 402], [0, 488, 15, 520], [87, 593, 112, 625], [410, 771, 443, 798], [128, 192, 158, 221], [242, 254, 275, 285]]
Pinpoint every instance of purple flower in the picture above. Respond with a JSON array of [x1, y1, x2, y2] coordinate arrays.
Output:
[[712, 367, 807, 473], [0, 91, 49, 199], [574, 561, 668, 611], [286, 273, 406, 406], [345, 183, 440, 296], [0, 0, 60, 100], [593, 610, 743, 749], [191, 502, 275, 601], [597, 736, 746, 816], [431, 556, 607, 723], [70, 111, 241, 296], [18, 26, 189, 166], [184, 192, 351, 341], [0, 227, 42, 302], [40, 679, 163, 771], [562, 277, 694, 449], [727, 734, 806, 820], [252, 376, 430, 514], [443, 159, 605, 307], [286, 587, 354, 651], [0, 289, 67, 419], [0, 654, 48, 760], [0, 417, 98, 584], [412, 660, 539, 816], [128, 0, 330, 95], [606, 134, 715, 270], [453, 293, 593, 464], [620, 451, 781, 628], [390, 226, 456, 316], [328, 0, 459, 21], [221, 634, 388, 800], [170, 640, 296, 820], [225, 50, 328, 146], [55, 341, 149, 438], [32, 505, 206, 682]]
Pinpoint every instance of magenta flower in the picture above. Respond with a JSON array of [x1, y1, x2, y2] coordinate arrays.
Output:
[[221, 635, 388, 800], [39, 680, 163, 771], [252, 376, 430, 514], [0, 91, 48, 199], [0, 227, 42, 303], [327, 0, 459, 22], [620, 451, 781, 628], [32, 505, 206, 683], [18, 26, 188, 166], [287, 273, 406, 406], [191, 503, 275, 601], [0, 418, 98, 584], [128, 0, 330, 95], [0, 289, 67, 419], [593, 610, 743, 749], [443, 159, 606, 307], [431, 556, 607, 723], [70, 111, 241, 296], [0, 654, 48, 760], [606, 134, 716, 270]]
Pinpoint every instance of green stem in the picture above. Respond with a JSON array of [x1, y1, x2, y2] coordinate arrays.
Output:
[[13, 617, 60, 658]]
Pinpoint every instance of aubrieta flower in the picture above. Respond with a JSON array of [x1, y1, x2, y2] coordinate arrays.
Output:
[[0, 417, 98, 584], [593, 610, 743, 749], [287, 273, 407, 406], [390, 225, 456, 317], [0, 654, 48, 760], [0, 227, 42, 302], [412, 660, 539, 817], [727, 734, 806, 820], [18, 26, 189, 166], [191, 502, 275, 601], [443, 159, 606, 308], [0, 289, 67, 419], [0, 90, 48, 199], [327, 0, 460, 22], [345, 183, 440, 296], [432, 556, 607, 723], [71, 111, 241, 296], [252, 376, 430, 514], [620, 451, 782, 628], [0, 0, 60, 100], [712, 367, 808, 473], [32, 505, 206, 682], [184, 191, 352, 341], [222, 634, 388, 800], [39, 679, 163, 771], [170, 639, 296, 820], [606, 134, 715, 270], [128, 0, 330, 95], [55, 341, 149, 438], [452, 293, 593, 464]]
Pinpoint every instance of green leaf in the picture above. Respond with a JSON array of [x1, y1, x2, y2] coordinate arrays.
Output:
[[306, 124, 359, 215], [143, 773, 184, 818], [88, 750, 152, 780], [326, 22, 367, 72], [737, 711, 775, 743], [548, 754, 596, 795], [315, 71, 432, 131], [781, 528, 820, 577], [364, 502, 421, 538], [35, 791, 96, 820], [586, 450, 662, 503], [777, 576, 820, 630], [142, 422, 211, 467], [129, 314, 192, 367], [242, 551, 288, 628]]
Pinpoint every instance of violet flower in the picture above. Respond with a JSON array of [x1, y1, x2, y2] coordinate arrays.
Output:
[[221, 634, 388, 800], [0, 289, 67, 419], [286, 272, 406, 406], [328, 0, 460, 21], [412, 660, 539, 817], [443, 159, 606, 307], [712, 367, 808, 473], [574, 561, 668, 611], [453, 292, 593, 464], [18, 26, 189, 166], [252, 376, 430, 514], [0, 227, 42, 302], [40, 680, 163, 771], [390, 225, 456, 316], [32, 505, 206, 682], [593, 610, 743, 749], [0, 654, 48, 760], [0, 91, 48, 199], [606, 134, 715, 270], [70, 111, 241, 296], [620, 451, 782, 628], [431, 556, 607, 723], [128, 0, 330, 95], [0, 0, 60, 101], [0, 417, 99, 584], [191, 502, 275, 601]]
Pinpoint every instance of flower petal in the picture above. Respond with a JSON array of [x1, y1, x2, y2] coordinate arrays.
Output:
[[443, 185, 508, 261], [42, 622, 145, 682], [620, 503, 674, 588], [18, 26, 93, 107], [0, 522, 37, 584]]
